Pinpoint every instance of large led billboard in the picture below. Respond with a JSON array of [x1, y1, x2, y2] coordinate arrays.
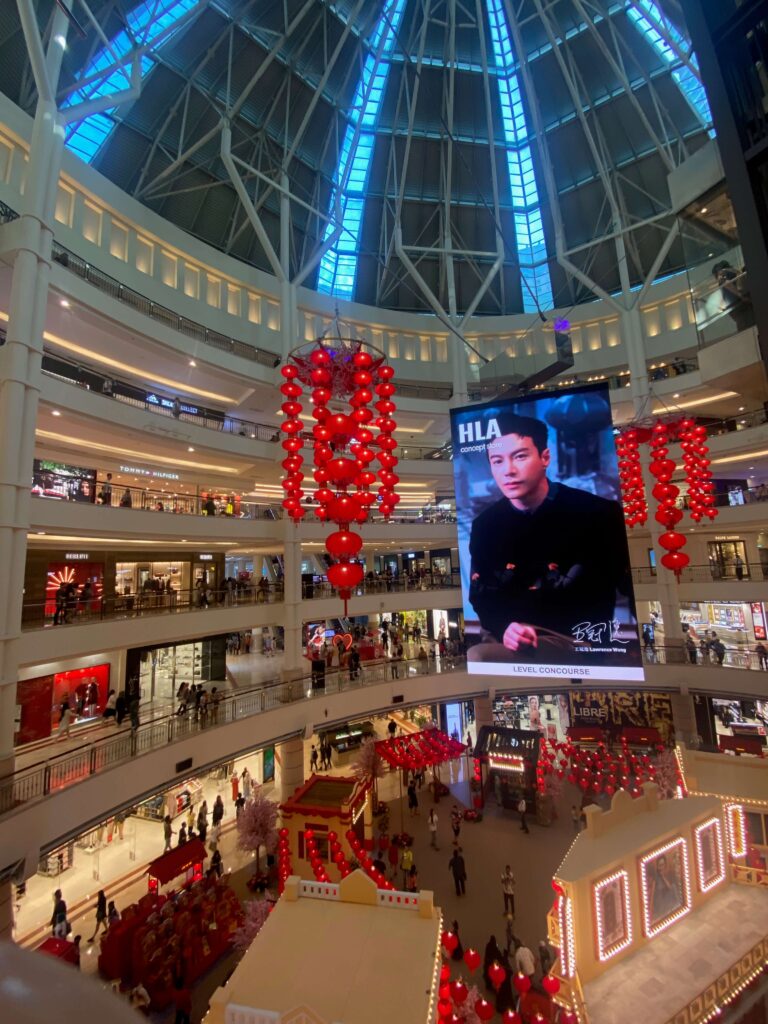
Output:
[[450, 384, 643, 681]]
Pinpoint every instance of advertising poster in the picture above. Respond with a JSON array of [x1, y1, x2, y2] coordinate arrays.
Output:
[[642, 842, 688, 934], [450, 384, 642, 680], [32, 459, 97, 502], [569, 690, 674, 743]]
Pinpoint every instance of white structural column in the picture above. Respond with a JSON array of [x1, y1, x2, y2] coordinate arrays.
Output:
[[276, 736, 305, 804], [0, 12, 70, 780], [281, 518, 304, 681]]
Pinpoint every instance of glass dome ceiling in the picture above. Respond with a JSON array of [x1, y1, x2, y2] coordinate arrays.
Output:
[[0, 0, 715, 316]]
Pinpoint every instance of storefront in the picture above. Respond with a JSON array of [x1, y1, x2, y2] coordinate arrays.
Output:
[[692, 693, 768, 754], [647, 600, 760, 658], [493, 689, 676, 745], [15, 663, 111, 744], [707, 536, 751, 579], [24, 547, 226, 625], [125, 635, 227, 704]]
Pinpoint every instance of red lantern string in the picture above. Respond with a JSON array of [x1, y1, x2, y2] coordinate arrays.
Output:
[[615, 427, 648, 527], [278, 339, 401, 612], [277, 826, 293, 896]]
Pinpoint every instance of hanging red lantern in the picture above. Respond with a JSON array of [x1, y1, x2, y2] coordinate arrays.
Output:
[[541, 974, 560, 995], [442, 931, 459, 955], [278, 337, 400, 611], [501, 1012, 521, 1024], [450, 980, 468, 1005], [463, 947, 481, 973], [512, 972, 531, 994], [474, 999, 495, 1022], [488, 961, 507, 990]]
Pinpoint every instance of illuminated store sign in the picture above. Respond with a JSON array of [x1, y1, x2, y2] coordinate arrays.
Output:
[[198, 554, 214, 561], [450, 384, 643, 681], [146, 393, 199, 416], [488, 753, 524, 773], [65, 553, 90, 561], [119, 465, 181, 481]]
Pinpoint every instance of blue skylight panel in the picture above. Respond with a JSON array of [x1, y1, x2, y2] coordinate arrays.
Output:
[[317, 0, 408, 300], [64, 0, 200, 163], [625, 1, 713, 133], [485, 0, 554, 313]]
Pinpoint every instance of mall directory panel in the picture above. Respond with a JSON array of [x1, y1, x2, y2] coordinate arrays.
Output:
[[450, 384, 643, 681]]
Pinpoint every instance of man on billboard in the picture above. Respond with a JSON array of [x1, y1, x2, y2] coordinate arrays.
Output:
[[452, 387, 641, 678]]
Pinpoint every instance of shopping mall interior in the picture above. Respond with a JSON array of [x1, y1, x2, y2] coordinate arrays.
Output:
[[0, 1, 767, 1022]]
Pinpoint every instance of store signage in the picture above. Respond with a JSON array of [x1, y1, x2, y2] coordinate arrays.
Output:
[[750, 602, 767, 641], [146, 393, 200, 416], [65, 553, 90, 560], [119, 465, 180, 481], [198, 554, 214, 561], [450, 383, 643, 681], [714, 535, 741, 541]]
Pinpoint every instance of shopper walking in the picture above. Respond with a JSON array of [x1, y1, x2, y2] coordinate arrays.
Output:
[[212, 795, 225, 827], [483, 935, 504, 991], [571, 804, 581, 833], [56, 702, 72, 741], [449, 847, 467, 896], [103, 689, 117, 722], [115, 692, 127, 726], [197, 800, 208, 833], [450, 805, 462, 844], [449, 919, 464, 961], [501, 865, 516, 917], [400, 845, 414, 889], [310, 745, 319, 773], [407, 780, 419, 816], [517, 794, 529, 833], [177, 823, 187, 847], [88, 890, 107, 942], [176, 681, 189, 715], [163, 815, 174, 852], [235, 793, 245, 818], [107, 900, 120, 926], [514, 940, 536, 983], [538, 938, 554, 977], [53, 582, 67, 625], [241, 767, 252, 799], [428, 808, 439, 849], [757, 642, 768, 670], [51, 889, 68, 937]]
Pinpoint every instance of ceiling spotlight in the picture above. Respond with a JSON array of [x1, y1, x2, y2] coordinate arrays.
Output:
[[700, 207, 708, 214], [52, 409, 61, 416], [189, 360, 196, 367], [59, 298, 70, 308], [188, 447, 195, 452], [673, 393, 680, 399], [738, 406, 745, 411], [36, 531, 46, 535]]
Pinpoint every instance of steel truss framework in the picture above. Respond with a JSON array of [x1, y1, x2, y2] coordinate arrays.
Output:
[[2, 0, 715, 327]]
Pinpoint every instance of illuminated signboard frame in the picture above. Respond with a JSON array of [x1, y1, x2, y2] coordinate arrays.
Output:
[[593, 869, 633, 961], [639, 837, 692, 938], [694, 818, 726, 893]]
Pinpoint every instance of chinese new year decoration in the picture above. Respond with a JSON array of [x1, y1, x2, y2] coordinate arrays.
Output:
[[279, 338, 401, 611], [615, 417, 717, 577]]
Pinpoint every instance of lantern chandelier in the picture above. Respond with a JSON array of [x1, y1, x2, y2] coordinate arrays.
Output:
[[279, 333, 401, 611], [616, 416, 718, 577]]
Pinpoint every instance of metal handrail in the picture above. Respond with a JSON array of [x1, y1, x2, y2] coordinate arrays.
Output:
[[0, 654, 469, 818], [641, 645, 768, 671], [631, 561, 765, 584], [41, 351, 279, 440], [50, 240, 280, 368], [22, 576, 462, 631]]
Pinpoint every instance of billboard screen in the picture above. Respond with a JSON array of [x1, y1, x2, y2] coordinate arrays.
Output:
[[450, 384, 642, 681]]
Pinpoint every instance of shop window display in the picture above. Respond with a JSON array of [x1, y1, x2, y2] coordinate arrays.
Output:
[[15, 664, 111, 744]]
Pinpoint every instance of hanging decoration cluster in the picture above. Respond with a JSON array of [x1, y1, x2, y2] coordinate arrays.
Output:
[[374, 729, 466, 771], [615, 417, 717, 578], [279, 339, 401, 612], [276, 827, 293, 896], [534, 736, 684, 800], [345, 829, 395, 890], [437, 932, 560, 1024]]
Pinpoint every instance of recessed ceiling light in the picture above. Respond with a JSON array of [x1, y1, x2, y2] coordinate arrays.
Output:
[[738, 406, 745, 411], [36, 531, 46, 535], [51, 409, 61, 416], [673, 393, 680, 399], [188, 447, 195, 452], [700, 207, 708, 214], [59, 299, 70, 308], [189, 360, 196, 367]]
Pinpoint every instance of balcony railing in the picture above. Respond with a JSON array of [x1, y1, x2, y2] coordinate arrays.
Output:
[[641, 645, 768, 672], [22, 575, 461, 631], [50, 241, 280, 368], [41, 352, 280, 440], [0, 654, 469, 819], [32, 486, 456, 524], [631, 560, 766, 584]]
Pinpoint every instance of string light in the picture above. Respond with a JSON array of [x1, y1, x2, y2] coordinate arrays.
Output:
[[725, 803, 747, 859], [593, 869, 632, 961], [639, 837, 692, 938], [694, 818, 725, 893], [697, 963, 766, 1023], [557, 892, 576, 977], [488, 753, 525, 773]]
